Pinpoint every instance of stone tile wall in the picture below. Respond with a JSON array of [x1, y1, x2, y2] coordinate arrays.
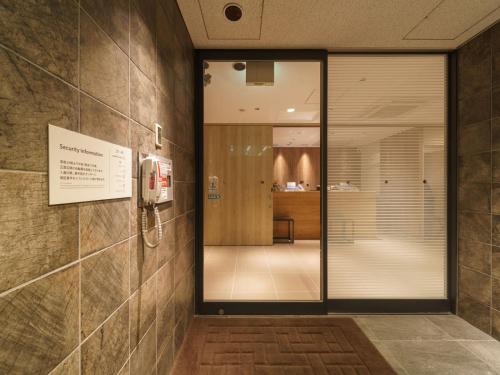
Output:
[[457, 21, 500, 340], [0, 0, 195, 373]]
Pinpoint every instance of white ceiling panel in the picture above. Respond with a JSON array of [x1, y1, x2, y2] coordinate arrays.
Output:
[[198, 0, 263, 40], [177, 0, 500, 50], [405, 0, 500, 40]]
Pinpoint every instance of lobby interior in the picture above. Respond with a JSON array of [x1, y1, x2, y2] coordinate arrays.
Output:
[[1, 1, 500, 374]]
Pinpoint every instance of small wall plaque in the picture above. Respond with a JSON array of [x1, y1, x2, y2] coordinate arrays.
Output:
[[48, 124, 132, 205]]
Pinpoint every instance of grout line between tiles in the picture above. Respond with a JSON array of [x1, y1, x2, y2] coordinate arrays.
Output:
[[128, 0, 132, 365], [230, 248, 238, 300], [456, 340, 500, 372], [80, 297, 129, 348], [77, 4, 82, 374]]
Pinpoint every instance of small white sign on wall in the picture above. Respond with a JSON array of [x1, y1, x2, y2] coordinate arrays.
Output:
[[48, 124, 132, 205]]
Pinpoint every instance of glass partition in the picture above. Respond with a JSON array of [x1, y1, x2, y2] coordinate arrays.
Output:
[[327, 55, 447, 299]]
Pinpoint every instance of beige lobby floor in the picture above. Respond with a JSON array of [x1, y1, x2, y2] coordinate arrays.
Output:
[[203, 240, 321, 301]]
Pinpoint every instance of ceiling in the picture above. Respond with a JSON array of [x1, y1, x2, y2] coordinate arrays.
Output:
[[204, 61, 320, 124], [177, 0, 500, 50], [273, 127, 320, 147]]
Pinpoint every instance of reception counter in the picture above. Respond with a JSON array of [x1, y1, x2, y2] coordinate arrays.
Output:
[[273, 191, 320, 240]]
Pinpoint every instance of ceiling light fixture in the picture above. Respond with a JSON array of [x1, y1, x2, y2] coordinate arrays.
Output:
[[233, 62, 246, 71], [287, 108, 295, 113], [224, 3, 243, 22]]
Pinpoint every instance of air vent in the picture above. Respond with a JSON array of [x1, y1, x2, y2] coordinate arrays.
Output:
[[246, 61, 274, 86]]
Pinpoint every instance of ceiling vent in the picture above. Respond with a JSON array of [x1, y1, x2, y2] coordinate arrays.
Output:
[[246, 61, 274, 86]]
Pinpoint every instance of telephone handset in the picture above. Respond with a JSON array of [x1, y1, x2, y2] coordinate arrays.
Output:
[[140, 155, 173, 248]]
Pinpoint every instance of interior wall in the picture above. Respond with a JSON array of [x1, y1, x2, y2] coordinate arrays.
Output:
[[204, 125, 273, 245], [457, 21, 500, 339], [0, 0, 195, 373], [273, 147, 320, 189]]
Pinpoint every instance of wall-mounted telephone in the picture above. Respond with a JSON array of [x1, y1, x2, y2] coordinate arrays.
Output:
[[140, 155, 173, 248]]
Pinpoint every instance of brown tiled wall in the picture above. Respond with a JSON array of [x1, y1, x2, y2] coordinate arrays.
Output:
[[457, 21, 500, 340], [0, 0, 195, 373]]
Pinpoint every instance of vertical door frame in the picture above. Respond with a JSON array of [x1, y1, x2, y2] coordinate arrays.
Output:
[[326, 52, 457, 313], [194, 49, 329, 315]]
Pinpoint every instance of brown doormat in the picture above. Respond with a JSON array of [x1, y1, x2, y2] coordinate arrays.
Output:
[[173, 317, 396, 374]]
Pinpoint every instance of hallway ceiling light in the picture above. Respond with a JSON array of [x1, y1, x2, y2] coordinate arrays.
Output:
[[287, 108, 295, 113], [233, 62, 246, 71], [224, 3, 243, 22]]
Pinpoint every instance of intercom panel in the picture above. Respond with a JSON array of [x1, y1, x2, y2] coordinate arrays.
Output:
[[140, 154, 173, 206]]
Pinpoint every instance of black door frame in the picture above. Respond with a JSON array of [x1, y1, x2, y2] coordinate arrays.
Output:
[[194, 50, 457, 315], [194, 49, 329, 315]]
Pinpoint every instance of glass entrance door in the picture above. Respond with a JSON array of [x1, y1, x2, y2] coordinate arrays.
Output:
[[327, 55, 448, 302], [197, 54, 326, 314]]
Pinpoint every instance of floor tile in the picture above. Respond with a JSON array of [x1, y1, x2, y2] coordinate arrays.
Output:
[[371, 340, 409, 375], [459, 340, 500, 372], [204, 254, 236, 273], [233, 272, 276, 294], [355, 315, 452, 340], [379, 340, 497, 375], [272, 273, 318, 293], [427, 315, 494, 340], [231, 291, 277, 300], [203, 272, 234, 293], [203, 241, 321, 301], [204, 290, 232, 301], [277, 291, 320, 300]]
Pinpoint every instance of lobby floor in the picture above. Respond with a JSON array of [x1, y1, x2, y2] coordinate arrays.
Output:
[[353, 314, 500, 374], [204, 240, 321, 301]]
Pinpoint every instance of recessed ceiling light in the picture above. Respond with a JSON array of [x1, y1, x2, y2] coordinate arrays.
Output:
[[287, 108, 295, 113], [239, 108, 245, 112], [233, 62, 246, 71], [254, 107, 260, 111]]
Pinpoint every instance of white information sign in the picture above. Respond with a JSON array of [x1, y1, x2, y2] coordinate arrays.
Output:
[[48, 124, 132, 205]]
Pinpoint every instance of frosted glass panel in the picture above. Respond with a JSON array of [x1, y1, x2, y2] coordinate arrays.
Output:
[[327, 55, 447, 299]]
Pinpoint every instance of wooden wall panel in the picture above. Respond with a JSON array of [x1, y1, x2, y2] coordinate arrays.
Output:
[[273, 147, 320, 189], [273, 192, 320, 240], [204, 125, 273, 245]]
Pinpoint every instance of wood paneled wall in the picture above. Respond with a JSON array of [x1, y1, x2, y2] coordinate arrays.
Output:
[[273, 192, 320, 239], [204, 125, 273, 245], [273, 147, 320, 189]]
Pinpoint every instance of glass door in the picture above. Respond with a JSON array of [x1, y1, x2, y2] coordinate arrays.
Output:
[[327, 55, 448, 303], [197, 53, 327, 314]]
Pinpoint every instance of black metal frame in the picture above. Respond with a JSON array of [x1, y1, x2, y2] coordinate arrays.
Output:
[[194, 49, 458, 315], [194, 49, 328, 315]]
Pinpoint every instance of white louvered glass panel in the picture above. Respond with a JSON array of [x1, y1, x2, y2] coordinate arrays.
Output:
[[327, 55, 447, 299]]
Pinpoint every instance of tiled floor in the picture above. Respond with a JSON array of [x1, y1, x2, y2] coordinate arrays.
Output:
[[352, 314, 500, 374], [204, 240, 321, 301]]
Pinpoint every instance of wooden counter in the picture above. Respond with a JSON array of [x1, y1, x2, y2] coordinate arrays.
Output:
[[273, 191, 320, 240]]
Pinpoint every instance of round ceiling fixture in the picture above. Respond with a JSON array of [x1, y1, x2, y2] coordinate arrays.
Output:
[[233, 62, 246, 71], [224, 3, 243, 22]]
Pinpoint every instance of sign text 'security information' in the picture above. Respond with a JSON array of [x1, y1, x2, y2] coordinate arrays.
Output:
[[48, 125, 132, 205]]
